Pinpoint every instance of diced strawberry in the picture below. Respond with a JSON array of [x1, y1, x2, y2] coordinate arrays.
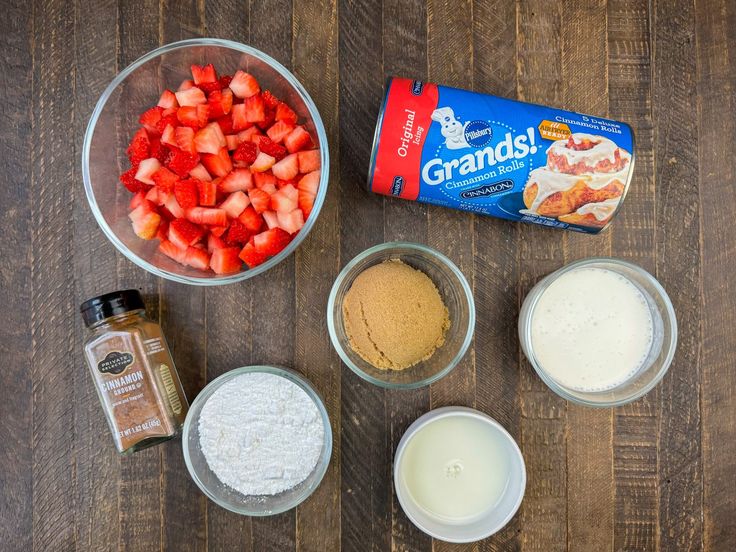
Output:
[[210, 225, 227, 237], [189, 163, 212, 181], [120, 167, 147, 193], [178, 79, 195, 91], [158, 89, 178, 109], [135, 158, 161, 185], [219, 74, 233, 89], [298, 190, 315, 218], [239, 126, 263, 143], [231, 104, 249, 131], [270, 186, 298, 213], [207, 233, 227, 252], [233, 141, 257, 164], [297, 170, 321, 195], [129, 205, 161, 240], [282, 183, 298, 202], [210, 247, 242, 274], [257, 136, 287, 160], [174, 126, 196, 154], [297, 150, 321, 173], [149, 138, 169, 164], [151, 166, 178, 193], [266, 121, 295, 143], [166, 148, 200, 177], [207, 88, 233, 119], [216, 114, 235, 135], [161, 124, 177, 147], [277, 209, 305, 234], [164, 194, 185, 218], [194, 122, 226, 155], [191, 63, 217, 85], [271, 153, 299, 181], [262, 210, 279, 229], [260, 182, 277, 195], [174, 179, 199, 209], [183, 246, 211, 270], [130, 192, 147, 211], [225, 220, 250, 245], [251, 152, 276, 172], [244, 94, 266, 123], [221, 191, 250, 218], [253, 171, 277, 189], [276, 102, 298, 124], [155, 114, 178, 135], [256, 107, 275, 130], [226, 135, 240, 151], [284, 125, 313, 153], [175, 87, 207, 107], [253, 227, 292, 256], [261, 90, 280, 109], [159, 239, 187, 263], [185, 207, 228, 226], [238, 206, 263, 233], [145, 186, 166, 206], [248, 188, 271, 213], [275, 178, 294, 189], [139, 106, 164, 134], [239, 242, 267, 268], [177, 105, 210, 128], [229, 70, 261, 99], [169, 218, 205, 250], [198, 81, 221, 94], [197, 179, 218, 206], [220, 169, 253, 192], [201, 147, 233, 177], [156, 219, 170, 240], [127, 128, 150, 166]]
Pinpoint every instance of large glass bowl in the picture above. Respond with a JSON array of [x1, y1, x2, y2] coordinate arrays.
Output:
[[182, 366, 332, 515], [82, 38, 329, 285]]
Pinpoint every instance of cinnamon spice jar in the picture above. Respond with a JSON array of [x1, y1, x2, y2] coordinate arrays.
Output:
[[81, 290, 189, 454]]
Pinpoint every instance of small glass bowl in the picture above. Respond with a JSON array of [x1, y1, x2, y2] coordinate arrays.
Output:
[[181, 366, 332, 516], [82, 38, 329, 285], [327, 242, 475, 389], [518, 257, 678, 407]]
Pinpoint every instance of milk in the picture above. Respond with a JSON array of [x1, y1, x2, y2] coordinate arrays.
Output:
[[398, 416, 510, 523], [530, 267, 654, 391]]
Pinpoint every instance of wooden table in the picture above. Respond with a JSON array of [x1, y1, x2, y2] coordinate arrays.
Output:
[[3, 0, 734, 550]]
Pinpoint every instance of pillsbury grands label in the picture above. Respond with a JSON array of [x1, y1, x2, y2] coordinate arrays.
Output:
[[367, 77, 636, 233]]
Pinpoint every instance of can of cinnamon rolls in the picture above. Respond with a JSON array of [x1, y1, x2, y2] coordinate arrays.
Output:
[[367, 77, 635, 233]]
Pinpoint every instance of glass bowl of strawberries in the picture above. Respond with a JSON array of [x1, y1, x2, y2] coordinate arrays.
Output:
[[83, 38, 328, 284]]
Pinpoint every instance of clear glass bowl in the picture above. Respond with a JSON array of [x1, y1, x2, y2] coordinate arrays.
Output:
[[82, 38, 329, 285], [181, 366, 332, 515], [327, 242, 475, 389], [518, 257, 678, 407]]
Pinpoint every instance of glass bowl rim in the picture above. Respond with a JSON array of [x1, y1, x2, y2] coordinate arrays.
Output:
[[82, 38, 330, 285], [519, 256, 679, 407], [181, 365, 333, 516], [326, 241, 476, 390]]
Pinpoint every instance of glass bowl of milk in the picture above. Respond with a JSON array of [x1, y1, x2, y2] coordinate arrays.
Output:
[[519, 258, 677, 407]]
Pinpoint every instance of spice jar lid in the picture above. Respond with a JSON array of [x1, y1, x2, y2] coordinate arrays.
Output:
[[80, 289, 146, 327]]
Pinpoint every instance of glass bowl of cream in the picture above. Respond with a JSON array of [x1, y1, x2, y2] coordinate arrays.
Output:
[[518, 257, 678, 407]]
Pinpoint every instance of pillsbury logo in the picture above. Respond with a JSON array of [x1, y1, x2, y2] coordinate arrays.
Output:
[[464, 120, 493, 147]]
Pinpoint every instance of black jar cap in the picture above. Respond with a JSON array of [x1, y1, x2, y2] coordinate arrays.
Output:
[[80, 289, 146, 327]]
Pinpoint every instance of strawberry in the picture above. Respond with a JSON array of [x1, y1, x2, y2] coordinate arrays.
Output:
[[158, 89, 178, 109], [238, 126, 263, 143], [233, 141, 257, 164], [189, 163, 212, 181], [220, 169, 253, 192], [229, 70, 261, 99], [194, 122, 226, 155], [238, 206, 263, 233], [277, 208, 305, 234], [129, 205, 161, 240], [169, 218, 205, 250], [257, 136, 287, 160], [174, 179, 199, 209], [210, 225, 227, 237], [164, 194, 185, 218], [225, 219, 250, 245], [260, 182, 277, 195], [166, 148, 200, 177], [297, 150, 321, 173], [239, 242, 267, 268], [256, 107, 276, 130], [183, 246, 211, 270], [270, 186, 298, 213], [127, 128, 150, 166], [266, 121, 295, 143], [201, 147, 233, 177], [135, 158, 162, 185], [262, 210, 279, 229], [226, 135, 240, 151], [161, 124, 178, 147], [185, 207, 228, 227], [177, 105, 210, 128], [151, 166, 179, 193], [253, 171, 277, 189], [198, 81, 222, 94], [145, 186, 166, 206], [178, 79, 195, 91], [210, 247, 242, 274], [251, 152, 276, 172], [139, 106, 164, 134], [197, 179, 218, 206], [216, 114, 235, 135], [207, 233, 227, 252], [219, 74, 233, 89], [207, 88, 233, 118], [129, 191, 147, 210], [231, 104, 250, 131], [191, 63, 217, 84], [298, 190, 315, 217], [148, 139, 169, 164], [175, 87, 207, 107], [174, 126, 196, 154], [284, 125, 313, 153], [220, 191, 250, 218], [248, 188, 271, 213], [156, 219, 170, 240], [253, 227, 291, 256], [155, 114, 178, 135], [297, 170, 320, 195], [262, 90, 280, 109], [271, 153, 299, 181], [160, 240, 187, 263], [120, 167, 147, 193], [244, 94, 265, 123], [276, 102, 298, 125]]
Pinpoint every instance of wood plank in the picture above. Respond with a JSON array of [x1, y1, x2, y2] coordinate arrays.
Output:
[[291, 0, 342, 550], [0, 1, 33, 550], [338, 0, 391, 550], [606, 1, 660, 550], [652, 0, 703, 550], [515, 2, 568, 551], [471, 0, 523, 550], [695, 0, 736, 550]]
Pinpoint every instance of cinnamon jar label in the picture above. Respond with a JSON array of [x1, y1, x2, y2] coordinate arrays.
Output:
[[97, 351, 134, 375]]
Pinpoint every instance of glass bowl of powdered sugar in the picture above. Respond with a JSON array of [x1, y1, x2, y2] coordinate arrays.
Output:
[[182, 366, 332, 515]]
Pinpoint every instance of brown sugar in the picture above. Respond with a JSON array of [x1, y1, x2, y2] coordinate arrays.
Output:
[[342, 260, 450, 370]]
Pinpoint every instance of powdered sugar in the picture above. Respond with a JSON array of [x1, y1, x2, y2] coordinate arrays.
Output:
[[198, 372, 324, 496]]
